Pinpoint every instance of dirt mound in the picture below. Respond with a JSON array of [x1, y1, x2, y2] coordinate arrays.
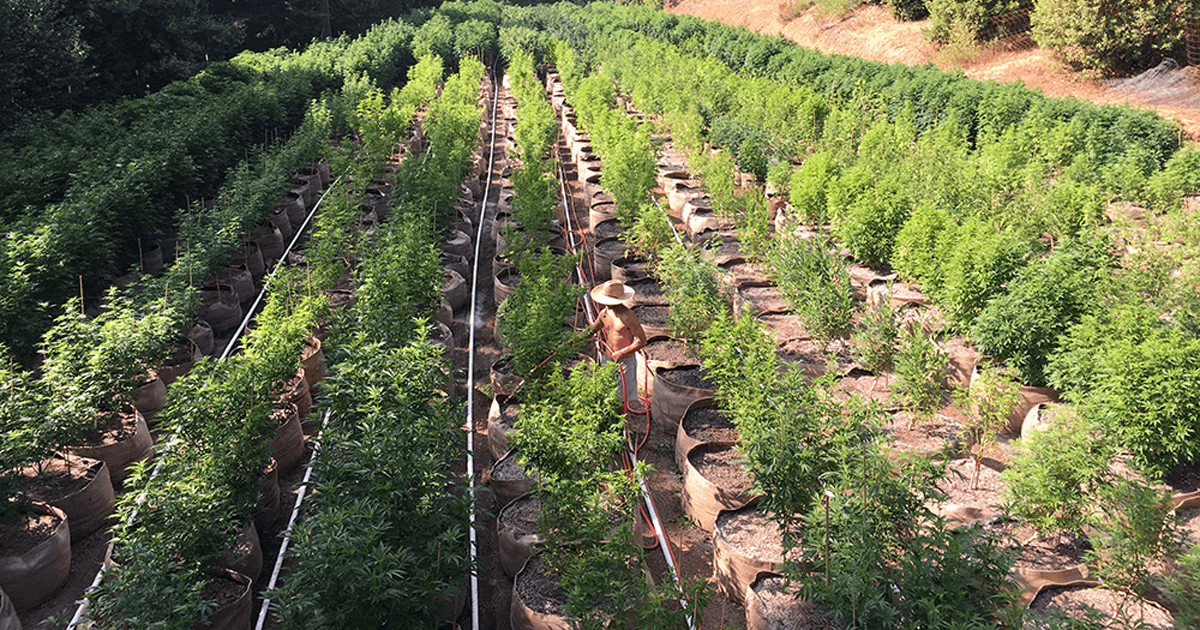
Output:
[[669, 0, 1200, 138]]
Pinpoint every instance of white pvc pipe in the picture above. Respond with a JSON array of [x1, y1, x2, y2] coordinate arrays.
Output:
[[253, 409, 331, 630], [463, 70, 501, 630], [65, 171, 343, 630], [555, 101, 695, 630]]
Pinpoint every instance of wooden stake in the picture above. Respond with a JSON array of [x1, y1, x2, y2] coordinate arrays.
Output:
[[138, 238, 144, 275], [79, 276, 84, 314]]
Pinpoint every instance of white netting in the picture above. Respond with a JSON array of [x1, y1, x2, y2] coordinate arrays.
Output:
[[1102, 58, 1200, 109]]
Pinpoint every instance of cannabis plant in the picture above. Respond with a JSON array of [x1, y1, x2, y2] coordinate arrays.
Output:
[[890, 320, 948, 424], [771, 232, 854, 352]]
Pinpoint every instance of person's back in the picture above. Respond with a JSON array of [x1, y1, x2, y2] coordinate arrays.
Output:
[[587, 281, 647, 409]]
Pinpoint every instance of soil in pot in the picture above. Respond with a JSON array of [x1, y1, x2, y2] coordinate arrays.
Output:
[[1017, 532, 1093, 572], [0, 504, 71, 612], [22, 456, 114, 542], [757, 313, 807, 344], [490, 357, 525, 398], [931, 457, 1005, 525], [685, 443, 756, 532], [514, 555, 569, 618], [652, 365, 717, 433], [626, 279, 666, 306], [643, 337, 699, 367], [611, 255, 650, 283], [631, 304, 670, 339], [980, 518, 1092, 572], [705, 239, 744, 267], [500, 494, 539, 537], [592, 240, 626, 282], [219, 522, 262, 586], [747, 574, 839, 630], [498, 494, 544, 579], [692, 446, 753, 495], [269, 404, 305, 477], [489, 449, 536, 510], [683, 406, 738, 444], [301, 337, 326, 392], [488, 396, 521, 461], [158, 339, 202, 385], [279, 370, 312, 425], [134, 374, 168, 419], [1165, 462, 1200, 493], [73, 408, 153, 486], [593, 219, 621, 241], [253, 458, 280, 532], [493, 269, 519, 307], [659, 365, 717, 391], [1027, 585, 1174, 630], [194, 569, 252, 630], [726, 262, 771, 286], [714, 506, 792, 605]]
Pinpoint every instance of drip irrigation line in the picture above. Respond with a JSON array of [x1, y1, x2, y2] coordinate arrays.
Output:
[[65, 170, 345, 630], [463, 68, 501, 630], [253, 409, 332, 630], [554, 100, 697, 630]]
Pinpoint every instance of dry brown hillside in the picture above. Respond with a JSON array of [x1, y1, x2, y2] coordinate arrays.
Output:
[[669, 0, 1200, 139]]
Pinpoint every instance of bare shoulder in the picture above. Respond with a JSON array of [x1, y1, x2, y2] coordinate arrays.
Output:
[[616, 307, 647, 336]]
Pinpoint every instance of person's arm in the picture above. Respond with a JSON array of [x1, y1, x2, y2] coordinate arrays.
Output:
[[587, 311, 605, 336]]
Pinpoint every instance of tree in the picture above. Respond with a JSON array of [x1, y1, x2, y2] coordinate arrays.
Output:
[[74, 0, 243, 101], [0, 0, 90, 131], [1031, 0, 1187, 77]]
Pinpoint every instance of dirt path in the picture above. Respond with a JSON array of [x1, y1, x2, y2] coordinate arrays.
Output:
[[668, 1, 1200, 139]]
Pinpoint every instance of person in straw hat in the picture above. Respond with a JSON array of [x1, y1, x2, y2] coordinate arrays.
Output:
[[587, 279, 648, 409]]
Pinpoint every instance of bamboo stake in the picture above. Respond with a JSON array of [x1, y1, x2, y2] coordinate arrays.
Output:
[[79, 276, 84, 315]]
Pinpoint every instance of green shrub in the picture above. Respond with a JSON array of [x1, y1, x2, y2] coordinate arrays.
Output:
[[1079, 331, 1200, 478], [852, 297, 899, 375], [796, 427, 1018, 629], [1044, 303, 1158, 399], [656, 244, 727, 341], [1031, 0, 1185, 77], [938, 218, 1029, 329], [887, 0, 930, 20], [834, 176, 912, 268], [927, 0, 1030, 45], [1163, 544, 1200, 629], [893, 202, 957, 296], [1001, 406, 1112, 537], [1025, 179, 1105, 244], [454, 19, 498, 63], [1049, 301, 1200, 477], [698, 310, 780, 417], [274, 337, 468, 630], [738, 188, 775, 263], [1087, 476, 1182, 606], [0, 356, 47, 523], [1146, 145, 1200, 212], [891, 320, 949, 423], [970, 238, 1112, 386], [956, 364, 1020, 488], [412, 13, 456, 66], [771, 233, 855, 351], [788, 151, 837, 226]]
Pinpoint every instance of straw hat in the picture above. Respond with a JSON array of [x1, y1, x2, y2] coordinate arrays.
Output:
[[590, 279, 635, 306]]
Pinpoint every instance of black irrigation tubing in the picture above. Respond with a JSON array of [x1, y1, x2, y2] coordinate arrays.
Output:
[[554, 98, 697, 630], [464, 68, 501, 630], [65, 169, 347, 630]]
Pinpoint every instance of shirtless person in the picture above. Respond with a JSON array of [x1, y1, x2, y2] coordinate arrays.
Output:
[[587, 280, 648, 409]]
